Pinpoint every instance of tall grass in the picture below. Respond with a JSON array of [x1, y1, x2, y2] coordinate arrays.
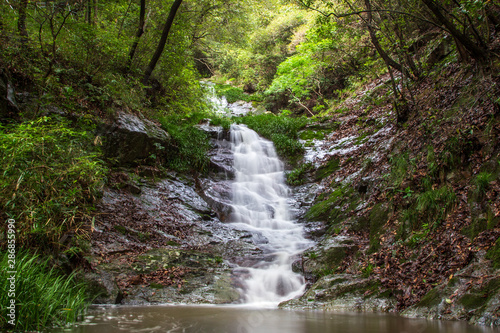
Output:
[[0, 250, 88, 331]]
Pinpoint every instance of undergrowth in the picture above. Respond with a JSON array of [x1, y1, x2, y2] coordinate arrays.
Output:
[[0, 116, 107, 251], [158, 112, 211, 173]]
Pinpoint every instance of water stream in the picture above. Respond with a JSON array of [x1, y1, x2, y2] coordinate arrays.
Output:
[[229, 124, 312, 305]]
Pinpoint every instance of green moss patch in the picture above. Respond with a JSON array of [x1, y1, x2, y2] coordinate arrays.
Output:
[[315, 157, 340, 180]]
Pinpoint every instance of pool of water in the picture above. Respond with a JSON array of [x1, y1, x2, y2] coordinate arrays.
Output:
[[51, 305, 499, 333]]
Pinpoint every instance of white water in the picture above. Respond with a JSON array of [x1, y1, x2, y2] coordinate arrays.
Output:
[[230, 124, 312, 306]]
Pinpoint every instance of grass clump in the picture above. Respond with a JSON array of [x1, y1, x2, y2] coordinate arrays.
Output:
[[0, 250, 89, 331], [209, 115, 233, 131], [0, 116, 107, 251], [237, 113, 308, 162]]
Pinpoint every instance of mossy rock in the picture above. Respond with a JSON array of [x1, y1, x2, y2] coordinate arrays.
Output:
[[486, 238, 500, 269], [349, 203, 390, 253], [417, 287, 442, 307], [315, 157, 340, 180], [305, 185, 357, 225], [459, 277, 500, 311]]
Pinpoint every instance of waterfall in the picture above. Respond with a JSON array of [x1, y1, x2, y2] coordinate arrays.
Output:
[[230, 124, 311, 306]]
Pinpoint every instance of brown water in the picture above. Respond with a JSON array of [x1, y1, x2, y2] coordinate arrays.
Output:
[[52, 305, 499, 333]]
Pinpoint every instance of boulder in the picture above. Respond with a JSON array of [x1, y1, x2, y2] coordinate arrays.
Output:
[[99, 112, 170, 165]]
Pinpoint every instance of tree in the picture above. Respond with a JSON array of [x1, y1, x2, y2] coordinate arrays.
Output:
[[421, 0, 488, 62], [126, 0, 146, 71], [142, 0, 183, 85], [17, 0, 28, 43]]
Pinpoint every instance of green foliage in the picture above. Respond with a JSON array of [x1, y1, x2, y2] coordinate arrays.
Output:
[[388, 152, 415, 187], [474, 172, 494, 195], [214, 84, 251, 103], [158, 113, 210, 173], [209, 115, 233, 131], [315, 157, 340, 180], [416, 186, 457, 226], [0, 117, 107, 250], [237, 113, 308, 161], [286, 162, 313, 186], [398, 186, 456, 241], [0, 250, 89, 331], [361, 264, 374, 278]]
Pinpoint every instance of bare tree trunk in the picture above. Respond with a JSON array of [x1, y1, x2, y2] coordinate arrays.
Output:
[[142, 0, 183, 85], [126, 0, 146, 71]]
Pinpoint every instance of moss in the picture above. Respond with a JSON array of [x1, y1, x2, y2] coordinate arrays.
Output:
[[459, 294, 487, 310], [137, 232, 151, 242], [149, 283, 164, 289], [448, 277, 458, 287], [324, 247, 347, 269], [299, 130, 325, 141], [315, 157, 340, 180], [417, 287, 442, 307], [113, 225, 127, 235], [462, 217, 488, 240], [305, 185, 356, 226], [351, 203, 389, 254], [486, 239, 500, 269]]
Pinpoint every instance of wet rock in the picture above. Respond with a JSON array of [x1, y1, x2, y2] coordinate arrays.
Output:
[[280, 274, 396, 312], [85, 270, 123, 304], [99, 112, 170, 165], [0, 67, 19, 121], [401, 257, 500, 326], [196, 179, 233, 222]]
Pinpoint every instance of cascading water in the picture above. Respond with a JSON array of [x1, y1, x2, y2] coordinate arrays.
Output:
[[230, 124, 312, 306]]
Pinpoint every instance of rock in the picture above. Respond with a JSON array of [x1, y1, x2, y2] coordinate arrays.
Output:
[[85, 270, 123, 304], [280, 274, 397, 312], [99, 112, 170, 165], [401, 258, 500, 326], [0, 67, 19, 121]]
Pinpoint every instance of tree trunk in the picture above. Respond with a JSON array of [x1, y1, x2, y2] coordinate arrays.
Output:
[[126, 0, 146, 71], [18, 0, 28, 43], [142, 0, 183, 85], [421, 0, 488, 62], [364, 0, 409, 78]]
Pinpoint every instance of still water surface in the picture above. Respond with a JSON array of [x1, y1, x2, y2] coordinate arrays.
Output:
[[53, 305, 499, 333]]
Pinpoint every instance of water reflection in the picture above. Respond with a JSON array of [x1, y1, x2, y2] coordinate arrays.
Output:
[[51, 305, 499, 333]]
